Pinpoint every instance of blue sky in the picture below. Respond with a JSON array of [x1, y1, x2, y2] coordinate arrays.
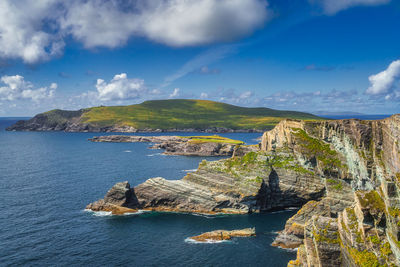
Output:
[[0, 0, 399, 116]]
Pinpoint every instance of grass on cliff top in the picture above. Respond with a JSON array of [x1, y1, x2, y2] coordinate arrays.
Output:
[[181, 135, 244, 145], [292, 128, 346, 174], [73, 99, 321, 130]]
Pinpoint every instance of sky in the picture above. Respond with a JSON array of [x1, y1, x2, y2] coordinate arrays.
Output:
[[0, 0, 399, 116]]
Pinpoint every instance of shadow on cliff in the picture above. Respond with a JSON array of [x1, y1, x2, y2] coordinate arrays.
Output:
[[256, 168, 322, 212]]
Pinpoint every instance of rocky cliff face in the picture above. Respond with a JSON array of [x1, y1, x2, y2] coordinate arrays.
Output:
[[87, 115, 400, 266], [263, 116, 400, 267], [87, 149, 326, 214]]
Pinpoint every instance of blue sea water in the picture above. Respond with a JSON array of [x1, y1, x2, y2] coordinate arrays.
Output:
[[0, 118, 297, 267]]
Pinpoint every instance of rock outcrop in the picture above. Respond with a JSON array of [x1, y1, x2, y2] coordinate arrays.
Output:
[[87, 148, 326, 214], [87, 115, 400, 266], [89, 135, 254, 156], [86, 181, 139, 215], [188, 228, 256, 242]]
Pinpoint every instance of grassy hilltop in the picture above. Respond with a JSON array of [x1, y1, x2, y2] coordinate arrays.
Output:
[[79, 99, 320, 130], [8, 99, 321, 131]]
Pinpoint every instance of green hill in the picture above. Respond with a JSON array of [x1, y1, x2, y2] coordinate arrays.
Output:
[[7, 99, 321, 132]]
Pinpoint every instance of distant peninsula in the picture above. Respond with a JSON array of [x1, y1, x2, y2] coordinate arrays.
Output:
[[6, 99, 321, 132]]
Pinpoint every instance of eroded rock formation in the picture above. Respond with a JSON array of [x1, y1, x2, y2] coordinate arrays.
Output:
[[87, 115, 400, 266]]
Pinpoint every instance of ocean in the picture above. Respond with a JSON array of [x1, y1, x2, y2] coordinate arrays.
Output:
[[0, 118, 297, 267]]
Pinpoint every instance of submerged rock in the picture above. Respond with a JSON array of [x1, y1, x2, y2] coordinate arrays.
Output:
[[188, 228, 256, 242]]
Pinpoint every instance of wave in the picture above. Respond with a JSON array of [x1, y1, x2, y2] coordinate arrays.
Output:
[[184, 238, 231, 244], [182, 169, 197, 172], [123, 150, 132, 153], [84, 209, 113, 217], [83, 209, 148, 217], [273, 245, 298, 252], [147, 153, 162, 157]]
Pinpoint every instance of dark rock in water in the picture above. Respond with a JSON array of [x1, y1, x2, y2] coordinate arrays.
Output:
[[86, 181, 139, 214], [103, 181, 137, 206]]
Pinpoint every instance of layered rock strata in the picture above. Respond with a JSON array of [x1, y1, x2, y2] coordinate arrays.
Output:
[[263, 116, 400, 267], [87, 115, 400, 266]]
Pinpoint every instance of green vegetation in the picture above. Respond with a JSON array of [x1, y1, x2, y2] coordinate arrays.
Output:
[[380, 242, 392, 257], [43, 109, 85, 125], [292, 129, 346, 174], [221, 151, 314, 178], [327, 178, 343, 190], [43, 99, 321, 130], [181, 135, 244, 145], [312, 220, 340, 244], [356, 190, 386, 213], [369, 235, 380, 245], [346, 246, 384, 267]]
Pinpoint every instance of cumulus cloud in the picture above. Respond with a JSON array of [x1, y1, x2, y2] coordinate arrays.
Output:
[[366, 60, 400, 99], [95, 73, 146, 101], [0, 0, 271, 63], [0, 0, 64, 63], [0, 75, 56, 101], [312, 0, 390, 15]]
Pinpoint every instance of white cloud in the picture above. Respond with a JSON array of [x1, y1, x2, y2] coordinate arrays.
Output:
[[0, 0, 271, 63], [312, 0, 390, 15], [366, 60, 400, 96], [0, 0, 64, 63], [137, 0, 270, 47], [169, 88, 180, 98], [95, 73, 146, 101], [0, 75, 56, 101]]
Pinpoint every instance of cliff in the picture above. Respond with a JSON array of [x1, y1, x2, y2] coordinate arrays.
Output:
[[263, 116, 400, 266], [87, 115, 400, 266], [6, 99, 320, 132]]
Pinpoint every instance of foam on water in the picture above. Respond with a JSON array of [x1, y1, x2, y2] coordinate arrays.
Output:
[[124, 150, 132, 153], [147, 153, 162, 157], [84, 209, 148, 217], [184, 238, 232, 244], [182, 169, 197, 172]]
